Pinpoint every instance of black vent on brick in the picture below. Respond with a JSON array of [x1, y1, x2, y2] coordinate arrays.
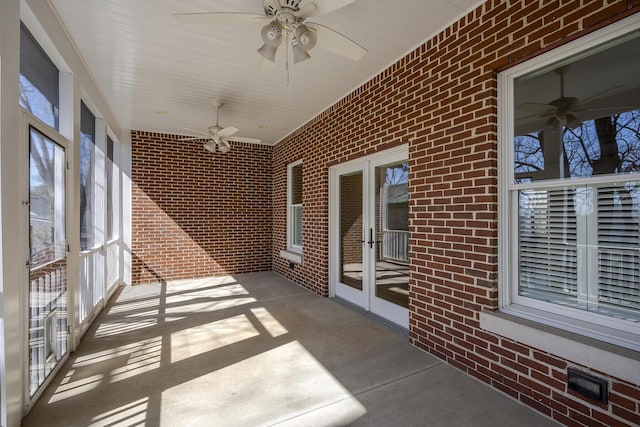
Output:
[[567, 368, 608, 404]]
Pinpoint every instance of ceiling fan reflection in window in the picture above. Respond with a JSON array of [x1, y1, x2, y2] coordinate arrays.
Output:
[[179, 101, 261, 153], [174, 0, 367, 64], [518, 67, 633, 130]]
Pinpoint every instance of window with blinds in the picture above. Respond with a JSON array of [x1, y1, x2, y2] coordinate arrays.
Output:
[[596, 183, 640, 320], [287, 161, 303, 251], [501, 17, 640, 350], [518, 184, 640, 322], [292, 205, 303, 247], [508, 28, 640, 335], [519, 188, 578, 304]]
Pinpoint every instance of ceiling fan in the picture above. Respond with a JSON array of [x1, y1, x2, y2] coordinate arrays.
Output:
[[518, 67, 627, 130], [180, 101, 261, 153], [174, 0, 367, 64]]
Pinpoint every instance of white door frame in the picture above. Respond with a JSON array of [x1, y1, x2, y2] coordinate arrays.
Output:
[[329, 144, 409, 327], [21, 110, 73, 412]]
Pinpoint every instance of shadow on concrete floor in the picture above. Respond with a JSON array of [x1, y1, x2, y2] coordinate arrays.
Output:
[[22, 272, 558, 427]]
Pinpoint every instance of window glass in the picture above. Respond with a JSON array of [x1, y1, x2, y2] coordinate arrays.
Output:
[[80, 102, 96, 250], [292, 163, 302, 205], [511, 32, 640, 326], [107, 136, 119, 241], [19, 22, 59, 130], [518, 183, 640, 321], [514, 36, 640, 183], [378, 162, 409, 264], [289, 162, 303, 250], [29, 127, 66, 265], [292, 205, 303, 247]]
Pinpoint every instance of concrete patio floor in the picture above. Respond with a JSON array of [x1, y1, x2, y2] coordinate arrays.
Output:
[[22, 272, 558, 426]]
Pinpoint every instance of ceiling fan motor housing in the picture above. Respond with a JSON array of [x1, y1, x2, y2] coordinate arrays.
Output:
[[207, 125, 223, 135], [265, 0, 304, 17], [276, 12, 299, 31]]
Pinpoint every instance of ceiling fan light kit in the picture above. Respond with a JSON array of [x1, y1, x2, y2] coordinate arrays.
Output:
[[203, 140, 216, 153], [291, 24, 317, 63], [179, 102, 261, 154], [175, 0, 366, 66], [258, 21, 283, 62], [258, 6, 320, 63], [173, 1, 367, 137]]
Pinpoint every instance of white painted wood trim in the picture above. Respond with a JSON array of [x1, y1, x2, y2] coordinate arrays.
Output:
[[279, 250, 302, 264]]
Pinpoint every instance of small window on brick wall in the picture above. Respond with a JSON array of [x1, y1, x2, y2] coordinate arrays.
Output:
[[288, 161, 303, 252]]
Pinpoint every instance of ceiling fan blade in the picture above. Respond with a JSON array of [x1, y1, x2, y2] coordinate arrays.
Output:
[[578, 85, 625, 106], [218, 126, 239, 137], [584, 105, 639, 111], [306, 23, 366, 61], [178, 125, 205, 133], [299, 0, 356, 17], [178, 136, 205, 141], [174, 12, 266, 24], [176, 126, 208, 139], [226, 136, 262, 144], [516, 112, 548, 122], [518, 102, 556, 114]]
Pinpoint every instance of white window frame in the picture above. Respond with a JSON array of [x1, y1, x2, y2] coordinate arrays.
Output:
[[105, 131, 121, 297], [496, 14, 640, 353], [286, 160, 303, 254], [106, 131, 120, 244]]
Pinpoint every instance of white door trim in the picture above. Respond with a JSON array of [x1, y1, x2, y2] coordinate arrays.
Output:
[[329, 144, 409, 327], [21, 110, 73, 413]]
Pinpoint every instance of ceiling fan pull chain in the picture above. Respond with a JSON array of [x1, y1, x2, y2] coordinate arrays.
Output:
[[286, 32, 290, 86]]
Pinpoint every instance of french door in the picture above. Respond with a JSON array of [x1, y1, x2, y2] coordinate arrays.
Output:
[[329, 145, 409, 329], [27, 124, 69, 399]]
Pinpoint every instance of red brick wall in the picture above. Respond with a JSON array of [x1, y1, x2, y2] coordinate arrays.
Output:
[[340, 172, 363, 265], [131, 131, 272, 284], [272, 1, 640, 425]]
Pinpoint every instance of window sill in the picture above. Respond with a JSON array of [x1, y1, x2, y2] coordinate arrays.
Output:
[[480, 308, 640, 384], [280, 249, 302, 264]]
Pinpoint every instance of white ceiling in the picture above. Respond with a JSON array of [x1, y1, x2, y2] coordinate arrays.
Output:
[[49, 0, 481, 145]]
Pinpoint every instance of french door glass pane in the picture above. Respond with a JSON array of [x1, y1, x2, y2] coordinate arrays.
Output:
[[375, 161, 409, 308], [29, 127, 67, 396], [340, 171, 363, 290]]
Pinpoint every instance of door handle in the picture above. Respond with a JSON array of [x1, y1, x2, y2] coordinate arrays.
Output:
[[367, 228, 374, 249], [358, 229, 376, 248]]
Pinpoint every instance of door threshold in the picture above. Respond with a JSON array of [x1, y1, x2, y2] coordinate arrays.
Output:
[[332, 296, 409, 337]]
